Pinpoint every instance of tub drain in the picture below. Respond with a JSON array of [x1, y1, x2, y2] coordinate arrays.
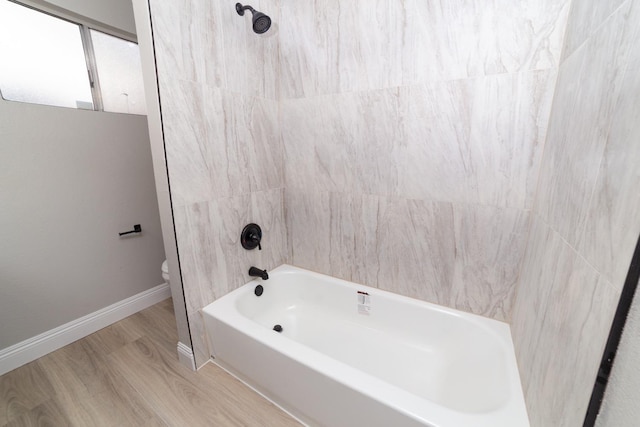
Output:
[[273, 324, 283, 333]]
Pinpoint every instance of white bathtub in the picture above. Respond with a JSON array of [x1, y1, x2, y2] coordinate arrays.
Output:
[[202, 265, 529, 427]]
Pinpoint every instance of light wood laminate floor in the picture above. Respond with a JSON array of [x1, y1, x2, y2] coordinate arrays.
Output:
[[0, 299, 301, 426]]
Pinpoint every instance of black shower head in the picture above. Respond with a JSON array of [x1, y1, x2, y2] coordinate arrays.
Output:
[[235, 3, 272, 34]]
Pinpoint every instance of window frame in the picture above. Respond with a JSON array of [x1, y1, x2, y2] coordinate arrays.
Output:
[[79, 25, 104, 111]]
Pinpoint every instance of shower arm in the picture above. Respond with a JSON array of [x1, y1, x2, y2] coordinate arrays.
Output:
[[235, 4, 255, 16]]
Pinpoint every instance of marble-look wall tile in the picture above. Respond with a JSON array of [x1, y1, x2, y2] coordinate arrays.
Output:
[[351, 195, 389, 288], [394, 0, 569, 86], [150, 0, 224, 87], [561, 0, 629, 61], [187, 310, 210, 369], [286, 190, 390, 287], [279, 0, 570, 98], [399, 70, 555, 209], [450, 204, 530, 320], [219, 0, 280, 99], [282, 95, 358, 194], [376, 200, 529, 320], [279, 0, 560, 328], [534, 1, 636, 247], [173, 204, 210, 366], [512, 215, 619, 427], [173, 205, 206, 313], [175, 188, 289, 366], [150, 0, 279, 98], [278, 0, 340, 98], [512, 2, 640, 424], [250, 189, 291, 267], [218, 93, 283, 195], [530, 275, 618, 427], [283, 70, 554, 210], [159, 79, 214, 207], [396, 80, 474, 203], [285, 190, 332, 275], [374, 197, 458, 307], [160, 81, 282, 207], [466, 71, 555, 209], [286, 189, 529, 320], [177, 189, 289, 308], [282, 89, 401, 197], [576, 0, 640, 289], [510, 216, 561, 380]]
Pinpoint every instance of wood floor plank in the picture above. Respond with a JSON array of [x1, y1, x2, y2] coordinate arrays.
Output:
[[38, 341, 166, 426], [35, 350, 88, 410], [108, 335, 251, 426], [38, 339, 113, 400], [128, 303, 179, 355], [83, 320, 143, 356], [0, 362, 55, 425], [55, 384, 168, 427], [3, 398, 71, 427], [156, 298, 175, 314], [197, 363, 302, 427], [1, 298, 301, 427], [109, 335, 301, 427]]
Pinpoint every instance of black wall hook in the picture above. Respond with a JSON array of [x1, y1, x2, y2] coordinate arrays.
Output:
[[119, 224, 142, 236]]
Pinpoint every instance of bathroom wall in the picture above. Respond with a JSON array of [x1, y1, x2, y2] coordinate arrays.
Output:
[[148, 0, 289, 366], [280, 0, 570, 320], [511, 0, 640, 425], [0, 97, 165, 350]]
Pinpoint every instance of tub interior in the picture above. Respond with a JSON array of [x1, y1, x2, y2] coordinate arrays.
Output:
[[235, 271, 510, 414]]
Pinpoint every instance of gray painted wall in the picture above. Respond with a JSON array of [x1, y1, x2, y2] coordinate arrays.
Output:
[[0, 99, 165, 349]]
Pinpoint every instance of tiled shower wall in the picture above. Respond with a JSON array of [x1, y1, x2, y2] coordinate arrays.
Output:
[[149, 0, 574, 366], [149, 0, 289, 366], [511, 0, 640, 425], [281, 0, 570, 320]]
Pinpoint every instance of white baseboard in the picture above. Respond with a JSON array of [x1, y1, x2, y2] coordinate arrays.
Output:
[[0, 283, 171, 376], [177, 341, 196, 371]]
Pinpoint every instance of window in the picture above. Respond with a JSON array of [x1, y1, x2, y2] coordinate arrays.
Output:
[[91, 30, 146, 115], [0, 1, 93, 109], [0, 0, 146, 115]]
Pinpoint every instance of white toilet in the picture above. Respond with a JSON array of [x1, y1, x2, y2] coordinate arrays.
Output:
[[161, 260, 170, 285]]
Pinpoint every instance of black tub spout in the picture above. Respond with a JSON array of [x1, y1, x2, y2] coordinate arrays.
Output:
[[248, 266, 269, 280]]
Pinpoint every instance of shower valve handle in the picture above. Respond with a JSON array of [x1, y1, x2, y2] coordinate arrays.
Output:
[[241, 223, 263, 250], [249, 232, 262, 250]]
